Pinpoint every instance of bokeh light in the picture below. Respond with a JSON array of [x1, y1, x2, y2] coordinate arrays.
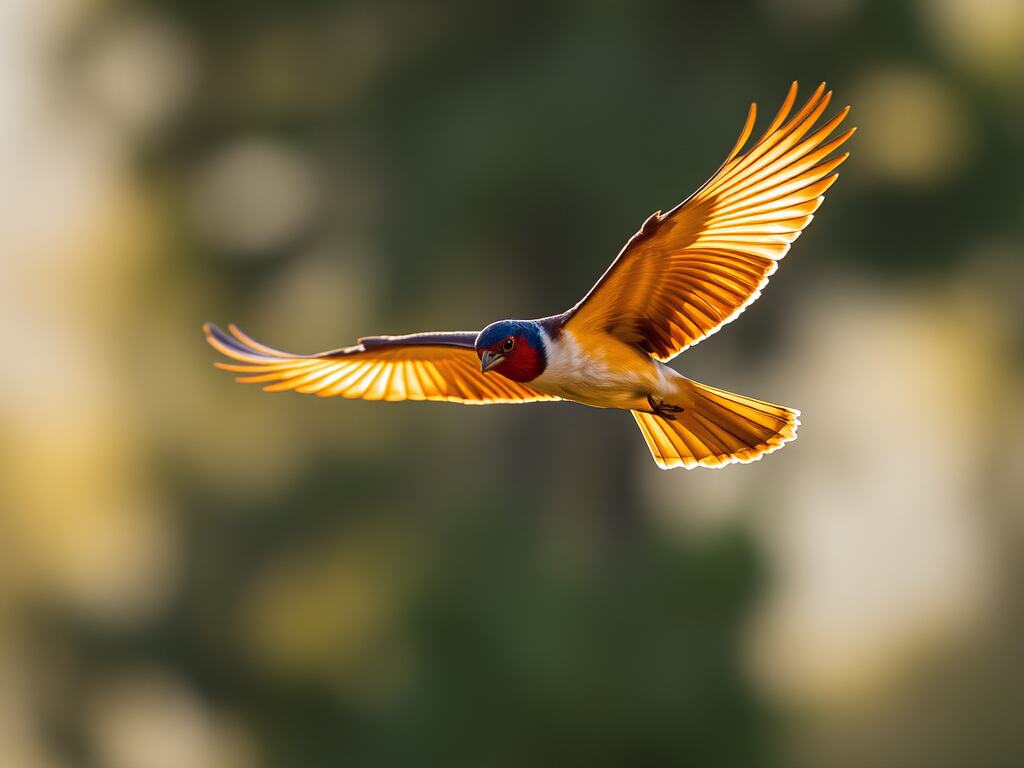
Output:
[[2, 1, 1022, 766]]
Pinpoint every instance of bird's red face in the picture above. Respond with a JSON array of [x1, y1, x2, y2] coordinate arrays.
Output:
[[476, 324, 547, 383]]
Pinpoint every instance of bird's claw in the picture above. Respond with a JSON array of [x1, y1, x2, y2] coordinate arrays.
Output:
[[647, 395, 684, 421]]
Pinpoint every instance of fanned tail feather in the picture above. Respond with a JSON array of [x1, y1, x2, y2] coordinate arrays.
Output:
[[632, 380, 799, 469]]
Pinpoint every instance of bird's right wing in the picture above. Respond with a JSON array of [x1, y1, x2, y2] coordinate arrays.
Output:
[[204, 323, 558, 404]]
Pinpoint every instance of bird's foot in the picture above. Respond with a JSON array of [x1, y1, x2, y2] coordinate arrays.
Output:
[[647, 395, 685, 421]]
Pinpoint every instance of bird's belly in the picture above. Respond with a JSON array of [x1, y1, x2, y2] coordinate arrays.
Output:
[[535, 373, 647, 409]]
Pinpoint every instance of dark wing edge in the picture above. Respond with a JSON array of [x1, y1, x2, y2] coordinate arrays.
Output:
[[204, 322, 479, 360], [358, 330, 481, 352]]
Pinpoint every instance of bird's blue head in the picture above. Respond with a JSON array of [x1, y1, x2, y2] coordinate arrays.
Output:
[[475, 319, 547, 382]]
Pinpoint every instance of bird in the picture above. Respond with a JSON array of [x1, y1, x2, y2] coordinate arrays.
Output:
[[205, 82, 853, 469]]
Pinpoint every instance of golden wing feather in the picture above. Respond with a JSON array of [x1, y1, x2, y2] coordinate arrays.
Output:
[[204, 323, 558, 405], [565, 81, 854, 361]]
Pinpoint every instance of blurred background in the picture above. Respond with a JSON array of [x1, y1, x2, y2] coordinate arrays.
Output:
[[3, 0, 1023, 765]]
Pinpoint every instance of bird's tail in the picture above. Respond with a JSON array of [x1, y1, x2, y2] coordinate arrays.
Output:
[[631, 379, 799, 469]]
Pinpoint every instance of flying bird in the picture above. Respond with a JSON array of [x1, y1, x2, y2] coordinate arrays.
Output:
[[205, 82, 853, 469]]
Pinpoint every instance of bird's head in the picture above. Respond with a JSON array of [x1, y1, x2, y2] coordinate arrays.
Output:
[[475, 319, 547, 382]]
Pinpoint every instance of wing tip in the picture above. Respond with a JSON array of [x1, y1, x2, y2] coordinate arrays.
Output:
[[726, 101, 759, 162]]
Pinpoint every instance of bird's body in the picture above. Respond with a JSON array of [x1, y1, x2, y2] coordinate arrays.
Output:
[[205, 82, 853, 469], [528, 323, 677, 411]]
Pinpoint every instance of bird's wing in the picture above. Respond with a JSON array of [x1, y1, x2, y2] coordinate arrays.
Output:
[[564, 82, 854, 361], [204, 323, 559, 404]]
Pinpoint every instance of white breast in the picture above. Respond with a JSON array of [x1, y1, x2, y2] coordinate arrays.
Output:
[[531, 329, 649, 408]]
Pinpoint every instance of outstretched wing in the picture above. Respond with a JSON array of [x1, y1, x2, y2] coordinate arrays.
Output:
[[565, 81, 854, 361], [204, 323, 558, 404]]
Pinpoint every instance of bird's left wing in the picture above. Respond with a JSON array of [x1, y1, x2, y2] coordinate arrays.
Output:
[[204, 323, 558, 404], [564, 81, 854, 361]]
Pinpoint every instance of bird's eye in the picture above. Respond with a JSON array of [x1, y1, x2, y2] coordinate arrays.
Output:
[[502, 337, 515, 353]]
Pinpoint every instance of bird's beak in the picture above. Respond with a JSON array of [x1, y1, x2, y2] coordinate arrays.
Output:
[[480, 351, 505, 373]]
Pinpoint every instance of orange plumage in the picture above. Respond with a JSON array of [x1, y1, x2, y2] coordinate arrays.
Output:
[[205, 82, 853, 469]]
